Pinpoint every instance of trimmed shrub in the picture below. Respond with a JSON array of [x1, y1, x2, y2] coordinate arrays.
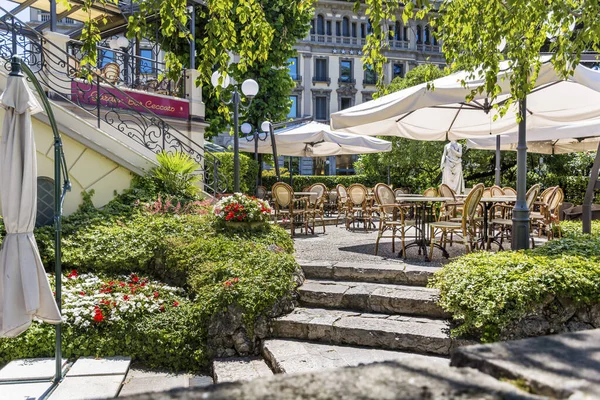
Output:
[[431, 226, 600, 342], [208, 152, 259, 194]]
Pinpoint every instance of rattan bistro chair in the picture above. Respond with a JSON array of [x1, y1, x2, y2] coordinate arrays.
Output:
[[532, 187, 563, 239], [335, 184, 348, 226], [502, 187, 517, 196], [101, 62, 121, 85], [423, 187, 438, 197], [429, 183, 485, 259], [346, 184, 373, 230], [373, 183, 411, 256], [256, 185, 267, 200], [272, 182, 307, 237], [305, 183, 327, 233]]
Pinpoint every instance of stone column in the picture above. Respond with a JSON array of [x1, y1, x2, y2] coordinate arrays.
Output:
[[42, 31, 72, 96], [185, 68, 205, 121], [303, 53, 312, 116]]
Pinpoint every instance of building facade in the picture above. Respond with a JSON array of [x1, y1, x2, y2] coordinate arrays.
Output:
[[290, 0, 445, 175]]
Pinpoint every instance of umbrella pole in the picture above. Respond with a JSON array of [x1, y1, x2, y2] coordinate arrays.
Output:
[[512, 98, 530, 250], [495, 135, 501, 186], [582, 141, 600, 234], [268, 123, 280, 181], [18, 59, 69, 384]]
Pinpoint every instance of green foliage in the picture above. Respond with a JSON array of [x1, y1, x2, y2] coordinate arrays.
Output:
[[431, 228, 600, 342], [381, 64, 449, 95], [153, 152, 201, 200], [207, 152, 259, 194], [261, 174, 379, 192]]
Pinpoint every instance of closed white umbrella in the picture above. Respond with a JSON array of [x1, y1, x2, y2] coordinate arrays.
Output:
[[239, 121, 392, 156], [0, 65, 61, 337], [467, 118, 600, 154]]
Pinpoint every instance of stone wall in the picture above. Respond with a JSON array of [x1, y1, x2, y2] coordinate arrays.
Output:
[[500, 295, 600, 341], [206, 268, 305, 358]]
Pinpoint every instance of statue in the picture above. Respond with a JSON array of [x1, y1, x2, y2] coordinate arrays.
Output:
[[440, 140, 465, 194]]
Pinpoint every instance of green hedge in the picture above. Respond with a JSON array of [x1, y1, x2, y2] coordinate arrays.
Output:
[[261, 174, 379, 192], [1, 191, 297, 371], [430, 222, 600, 342], [208, 152, 259, 194]]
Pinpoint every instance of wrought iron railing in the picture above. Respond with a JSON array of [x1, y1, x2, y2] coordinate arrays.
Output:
[[67, 41, 185, 98], [0, 9, 227, 196]]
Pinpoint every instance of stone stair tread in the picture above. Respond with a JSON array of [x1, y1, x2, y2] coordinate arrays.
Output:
[[297, 260, 440, 286], [272, 307, 459, 355], [212, 357, 273, 384], [298, 279, 449, 318], [263, 338, 448, 375]]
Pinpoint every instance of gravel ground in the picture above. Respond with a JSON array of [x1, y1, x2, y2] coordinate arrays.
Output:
[[293, 221, 544, 267]]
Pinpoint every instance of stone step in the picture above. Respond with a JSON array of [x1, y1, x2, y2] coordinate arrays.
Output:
[[298, 279, 450, 318], [271, 307, 466, 356], [298, 260, 440, 287], [212, 357, 273, 383], [262, 338, 448, 375]]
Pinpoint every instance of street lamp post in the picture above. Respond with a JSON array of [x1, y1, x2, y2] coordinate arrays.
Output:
[[261, 121, 281, 182], [212, 72, 259, 193]]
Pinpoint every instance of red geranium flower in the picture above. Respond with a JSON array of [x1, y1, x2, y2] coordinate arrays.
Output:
[[130, 274, 139, 283], [123, 295, 130, 301], [93, 307, 104, 323], [67, 270, 78, 279], [224, 281, 232, 287], [153, 291, 159, 299], [173, 301, 179, 307], [232, 277, 239, 283], [159, 305, 166, 312], [79, 291, 86, 296]]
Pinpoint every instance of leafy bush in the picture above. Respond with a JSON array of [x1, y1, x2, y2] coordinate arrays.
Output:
[[261, 174, 379, 192], [153, 151, 201, 201], [557, 220, 600, 237], [431, 230, 600, 342], [208, 152, 260, 194]]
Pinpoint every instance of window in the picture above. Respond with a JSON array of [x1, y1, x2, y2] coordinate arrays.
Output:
[[352, 22, 357, 38], [288, 57, 299, 80], [364, 64, 377, 85], [424, 26, 430, 44], [139, 49, 154, 74], [361, 24, 366, 39], [340, 97, 352, 110], [336, 21, 341, 36], [403, 27, 408, 41], [36, 177, 55, 228], [313, 157, 328, 176], [99, 50, 115, 68], [314, 58, 328, 82], [342, 17, 350, 37], [288, 95, 298, 118], [416, 25, 422, 44], [326, 21, 332, 36], [317, 15, 325, 35], [339, 60, 352, 83], [336, 155, 358, 175], [393, 63, 405, 79], [367, 20, 373, 34], [310, 20, 315, 34], [394, 21, 402, 41], [315, 96, 328, 120]]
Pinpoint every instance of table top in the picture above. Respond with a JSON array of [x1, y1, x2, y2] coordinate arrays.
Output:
[[480, 196, 517, 202], [396, 196, 453, 202], [294, 191, 319, 196]]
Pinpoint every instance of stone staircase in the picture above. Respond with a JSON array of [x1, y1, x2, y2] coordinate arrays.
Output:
[[213, 260, 464, 382]]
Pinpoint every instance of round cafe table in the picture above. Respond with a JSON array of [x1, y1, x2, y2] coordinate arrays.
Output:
[[395, 196, 453, 261]]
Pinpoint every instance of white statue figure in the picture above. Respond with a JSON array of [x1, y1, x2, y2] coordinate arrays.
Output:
[[440, 140, 465, 194]]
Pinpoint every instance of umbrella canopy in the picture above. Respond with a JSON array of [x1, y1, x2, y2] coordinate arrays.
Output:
[[239, 121, 392, 157], [467, 118, 600, 154], [0, 71, 61, 337], [330, 60, 600, 141]]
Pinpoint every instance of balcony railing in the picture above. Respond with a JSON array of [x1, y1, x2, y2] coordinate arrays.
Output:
[[68, 41, 185, 98], [416, 43, 441, 53], [312, 76, 331, 84], [390, 40, 410, 50]]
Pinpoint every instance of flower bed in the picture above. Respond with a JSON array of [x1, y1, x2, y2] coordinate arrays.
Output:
[[213, 193, 271, 223]]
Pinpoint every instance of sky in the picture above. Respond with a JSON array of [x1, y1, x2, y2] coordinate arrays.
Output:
[[0, 0, 29, 19]]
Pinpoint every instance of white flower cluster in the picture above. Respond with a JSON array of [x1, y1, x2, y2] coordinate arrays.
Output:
[[49, 272, 186, 329]]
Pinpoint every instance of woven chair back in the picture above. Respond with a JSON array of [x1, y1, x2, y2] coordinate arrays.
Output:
[[438, 184, 456, 200], [272, 182, 293, 208], [394, 188, 406, 197], [463, 183, 485, 223], [256, 186, 267, 200], [374, 183, 396, 214], [547, 187, 564, 212], [336, 184, 348, 202], [347, 184, 368, 206], [502, 187, 517, 196], [482, 187, 491, 198], [102, 62, 120, 84], [423, 187, 438, 197], [540, 186, 557, 204], [309, 183, 327, 204], [526, 184, 541, 209], [490, 186, 505, 197]]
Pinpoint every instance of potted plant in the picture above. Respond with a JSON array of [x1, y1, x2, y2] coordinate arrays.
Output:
[[213, 193, 272, 230]]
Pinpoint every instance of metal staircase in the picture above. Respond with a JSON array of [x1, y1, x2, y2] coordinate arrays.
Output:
[[0, 9, 227, 197]]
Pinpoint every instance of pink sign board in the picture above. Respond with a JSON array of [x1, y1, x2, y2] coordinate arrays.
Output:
[[71, 81, 189, 119]]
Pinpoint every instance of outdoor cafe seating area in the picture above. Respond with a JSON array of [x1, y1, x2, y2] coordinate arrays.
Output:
[[259, 181, 565, 261]]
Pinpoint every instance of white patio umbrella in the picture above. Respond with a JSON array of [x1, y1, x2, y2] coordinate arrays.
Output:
[[0, 66, 61, 337], [467, 118, 600, 154], [239, 121, 392, 156], [330, 59, 600, 140]]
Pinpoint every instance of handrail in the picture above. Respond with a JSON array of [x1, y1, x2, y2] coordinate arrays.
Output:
[[0, 7, 227, 196]]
